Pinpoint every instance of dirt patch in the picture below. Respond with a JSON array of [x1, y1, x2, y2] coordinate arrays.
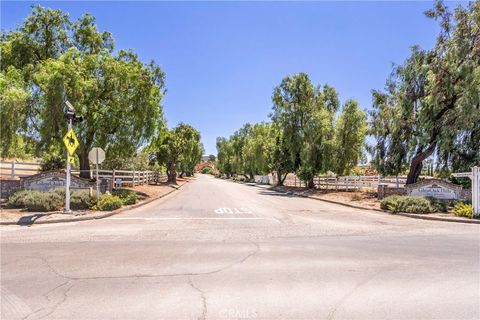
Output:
[[310, 190, 380, 210]]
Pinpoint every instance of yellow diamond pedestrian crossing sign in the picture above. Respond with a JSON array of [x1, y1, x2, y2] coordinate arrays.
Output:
[[63, 128, 79, 155]]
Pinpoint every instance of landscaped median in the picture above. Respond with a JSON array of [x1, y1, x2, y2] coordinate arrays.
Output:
[[0, 178, 191, 226]]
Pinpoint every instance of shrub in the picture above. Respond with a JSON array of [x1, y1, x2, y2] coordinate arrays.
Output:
[[112, 189, 138, 205], [201, 167, 213, 174], [396, 196, 433, 214], [23, 191, 64, 212], [71, 190, 95, 210], [51, 187, 66, 198], [7, 190, 33, 208], [381, 195, 433, 214], [380, 195, 402, 212], [93, 194, 123, 211], [453, 202, 473, 218], [429, 198, 449, 213]]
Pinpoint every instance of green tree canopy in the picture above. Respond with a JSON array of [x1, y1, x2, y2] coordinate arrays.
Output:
[[152, 123, 202, 184], [0, 6, 166, 177], [370, 1, 480, 183]]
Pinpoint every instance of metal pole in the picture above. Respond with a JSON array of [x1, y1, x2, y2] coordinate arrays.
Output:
[[96, 148, 100, 202], [473, 166, 479, 217], [64, 119, 72, 213]]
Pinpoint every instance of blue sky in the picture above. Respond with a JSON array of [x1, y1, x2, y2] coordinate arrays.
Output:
[[1, 1, 458, 155]]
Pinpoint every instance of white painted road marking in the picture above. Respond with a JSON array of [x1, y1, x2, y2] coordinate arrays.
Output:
[[214, 207, 253, 214], [106, 217, 265, 220]]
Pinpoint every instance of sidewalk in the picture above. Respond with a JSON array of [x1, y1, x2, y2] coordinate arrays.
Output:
[[0, 178, 191, 226]]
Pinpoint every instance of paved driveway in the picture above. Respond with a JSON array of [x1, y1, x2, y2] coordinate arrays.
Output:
[[2, 175, 479, 319]]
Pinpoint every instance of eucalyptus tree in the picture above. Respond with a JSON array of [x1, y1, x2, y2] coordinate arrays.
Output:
[[370, 1, 480, 183]]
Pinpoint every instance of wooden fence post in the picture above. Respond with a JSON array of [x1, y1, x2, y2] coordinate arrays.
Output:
[[133, 170, 136, 186], [11, 162, 15, 179], [112, 169, 116, 190]]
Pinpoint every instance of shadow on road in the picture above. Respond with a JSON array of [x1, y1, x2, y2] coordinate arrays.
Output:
[[16, 214, 49, 226]]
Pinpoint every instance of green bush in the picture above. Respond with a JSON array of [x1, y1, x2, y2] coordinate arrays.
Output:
[[381, 195, 433, 214], [7, 190, 34, 208], [93, 194, 123, 211], [380, 195, 402, 212], [112, 189, 138, 205], [453, 202, 473, 218], [51, 187, 66, 197], [201, 167, 213, 174], [397, 196, 433, 214], [23, 191, 64, 212], [71, 190, 95, 210], [429, 198, 449, 213]]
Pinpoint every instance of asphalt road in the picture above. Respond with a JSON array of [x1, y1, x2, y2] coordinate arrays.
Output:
[[1, 175, 479, 320]]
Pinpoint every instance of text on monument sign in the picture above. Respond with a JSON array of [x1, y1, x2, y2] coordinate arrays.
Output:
[[409, 183, 457, 200]]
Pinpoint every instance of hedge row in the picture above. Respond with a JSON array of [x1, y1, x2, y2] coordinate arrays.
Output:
[[381, 195, 474, 217], [7, 188, 139, 212]]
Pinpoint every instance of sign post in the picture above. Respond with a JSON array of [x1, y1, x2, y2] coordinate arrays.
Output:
[[453, 166, 479, 217], [62, 125, 79, 213], [88, 147, 105, 201], [62, 100, 82, 213]]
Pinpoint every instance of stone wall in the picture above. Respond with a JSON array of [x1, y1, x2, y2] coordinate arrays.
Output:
[[0, 180, 22, 198], [377, 185, 406, 199], [459, 189, 472, 201], [22, 171, 94, 192]]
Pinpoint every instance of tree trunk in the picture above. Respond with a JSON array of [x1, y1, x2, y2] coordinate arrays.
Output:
[[406, 144, 436, 184], [168, 162, 177, 184], [307, 177, 315, 189], [276, 170, 283, 186], [79, 151, 91, 179]]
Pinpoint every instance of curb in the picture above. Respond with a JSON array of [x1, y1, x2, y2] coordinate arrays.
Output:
[[217, 178, 479, 225], [0, 181, 189, 226], [279, 189, 480, 225]]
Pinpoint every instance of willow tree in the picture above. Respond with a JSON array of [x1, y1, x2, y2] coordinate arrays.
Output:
[[370, 1, 480, 183]]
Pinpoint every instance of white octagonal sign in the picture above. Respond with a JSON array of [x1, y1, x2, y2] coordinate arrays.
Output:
[[88, 147, 105, 164]]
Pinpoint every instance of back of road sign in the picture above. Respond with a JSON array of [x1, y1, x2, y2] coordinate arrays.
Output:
[[88, 147, 105, 164]]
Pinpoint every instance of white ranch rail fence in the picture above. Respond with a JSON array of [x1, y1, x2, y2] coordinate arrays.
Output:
[[0, 161, 41, 179], [270, 173, 406, 191], [71, 169, 167, 186], [0, 161, 167, 186]]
